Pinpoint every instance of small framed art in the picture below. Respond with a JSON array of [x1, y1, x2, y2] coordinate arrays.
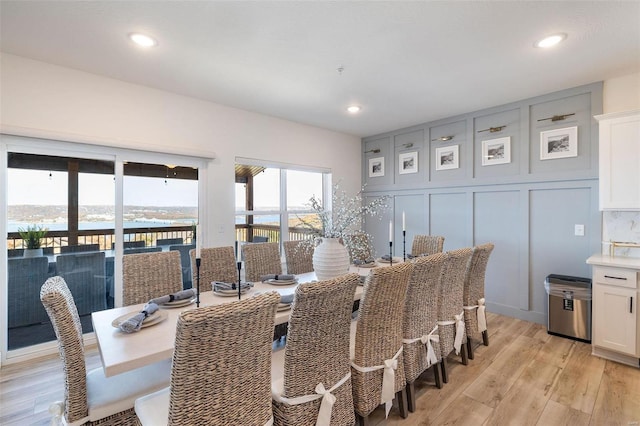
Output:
[[435, 145, 459, 171], [398, 151, 418, 174], [368, 157, 385, 177], [482, 137, 511, 166], [540, 126, 578, 160]]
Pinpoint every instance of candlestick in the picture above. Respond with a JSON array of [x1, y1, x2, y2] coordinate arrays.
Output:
[[195, 224, 201, 258], [389, 241, 393, 266], [403, 230, 406, 262], [402, 211, 406, 232], [195, 257, 201, 308], [237, 261, 242, 301]]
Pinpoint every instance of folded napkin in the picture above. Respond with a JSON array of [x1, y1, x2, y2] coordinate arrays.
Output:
[[279, 293, 294, 304], [261, 274, 295, 282], [353, 258, 375, 265], [119, 303, 158, 333], [149, 288, 197, 305], [213, 281, 253, 292]]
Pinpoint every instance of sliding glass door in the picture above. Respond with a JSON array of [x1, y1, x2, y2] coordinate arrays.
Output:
[[2, 135, 203, 358]]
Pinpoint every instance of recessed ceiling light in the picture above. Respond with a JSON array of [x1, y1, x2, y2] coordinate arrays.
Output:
[[347, 105, 361, 113], [129, 33, 158, 48], [534, 33, 567, 48]]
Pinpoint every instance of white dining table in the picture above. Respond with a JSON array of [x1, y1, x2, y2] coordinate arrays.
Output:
[[91, 265, 386, 377]]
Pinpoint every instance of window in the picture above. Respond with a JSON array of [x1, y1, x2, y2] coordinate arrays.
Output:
[[3, 137, 205, 357], [235, 160, 329, 247]]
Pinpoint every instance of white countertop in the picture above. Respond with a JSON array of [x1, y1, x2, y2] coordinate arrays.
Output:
[[586, 254, 640, 269]]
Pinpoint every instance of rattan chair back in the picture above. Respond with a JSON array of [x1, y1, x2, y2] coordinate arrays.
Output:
[[190, 246, 237, 285], [283, 240, 314, 275], [40, 276, 89, 424], [411, 235, 445, 257], [344, 231, 374, 263], [273, 273, 359, 425], [243, 242, 282, 282], [463, 243, 495, 337], [351, 261, 414, 417], [123, 250, 182, 305], [437, 247, 473, 358], [168, 292, 280, 425], [403, 253, 446, 383]]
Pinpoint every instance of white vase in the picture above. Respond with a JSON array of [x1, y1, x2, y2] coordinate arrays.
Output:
[[23, 248, 43, 258], [313, 237, 350, 281]]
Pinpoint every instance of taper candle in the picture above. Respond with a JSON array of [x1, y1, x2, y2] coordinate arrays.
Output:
[[195, 224, 201, 258], [389, 220, 393, 242], [402, 211, 406, 231]]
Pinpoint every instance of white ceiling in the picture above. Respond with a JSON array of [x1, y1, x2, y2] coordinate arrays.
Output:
[[1, 1, 639, 137]]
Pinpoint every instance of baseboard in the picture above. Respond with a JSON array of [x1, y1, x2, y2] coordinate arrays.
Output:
[[592, 346, 640, 368], [486, 301, 546, 325]]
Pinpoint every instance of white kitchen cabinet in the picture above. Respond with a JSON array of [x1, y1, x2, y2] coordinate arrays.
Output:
[[595, 110, 640, 210], [587, 256, 640, 367], [593, 278, 637, 356]]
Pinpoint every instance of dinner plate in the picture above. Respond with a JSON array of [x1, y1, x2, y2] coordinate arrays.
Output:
[[277, 303, 292, 312], [159, 298, 196, 309], [111, 310, 168, 329], [265, 279, 298, 286], [354, 262, 376, 268], [376, 257, 403, 264], [214, 288, 251, 297]]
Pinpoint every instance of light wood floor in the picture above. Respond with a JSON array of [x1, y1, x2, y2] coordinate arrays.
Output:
[[2, 312, 640, 425]]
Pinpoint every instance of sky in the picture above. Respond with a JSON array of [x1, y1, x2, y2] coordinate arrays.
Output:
[[9, 167, 321, 209], [8, 169, 198, 206]]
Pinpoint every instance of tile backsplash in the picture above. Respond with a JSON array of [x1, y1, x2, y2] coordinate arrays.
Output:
[[603, 211, 640, 257]]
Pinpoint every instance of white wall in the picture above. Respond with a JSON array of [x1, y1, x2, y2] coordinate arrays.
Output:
[[603, 72, 640, 113], [0, 53, 362, 246]]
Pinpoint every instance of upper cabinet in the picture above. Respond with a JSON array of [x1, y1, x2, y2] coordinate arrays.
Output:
[[596, 110, 640, 210]]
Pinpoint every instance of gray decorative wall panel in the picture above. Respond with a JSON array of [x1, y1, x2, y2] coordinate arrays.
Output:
[[361, 82, 603, 324]]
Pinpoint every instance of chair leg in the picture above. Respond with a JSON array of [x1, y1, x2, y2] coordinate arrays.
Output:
[[396, 387, 409, 419], [482, 329, 490, 346], [461, 342, 469, 365], [406, 381, 416, 413], [467, 336, 474, 360], [356, 413, 369, 426], [433, 362, 443, 389], [441, 356, 449, 383]]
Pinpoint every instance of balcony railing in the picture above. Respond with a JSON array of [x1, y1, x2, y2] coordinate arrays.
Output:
[[7, 224, 314, 253], [7, 226, 196, 253]]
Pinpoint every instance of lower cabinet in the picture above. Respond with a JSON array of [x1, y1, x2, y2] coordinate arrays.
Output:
[[592, 265, 639, 363]]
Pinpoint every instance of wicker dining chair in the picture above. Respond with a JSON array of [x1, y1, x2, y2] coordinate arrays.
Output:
[[402, 253, 446, 411], [351, 262, 414, 424], [283, 240, 314, 275], [123, 250, 183, 305], [190, 246, 238, 286], [41, 276, 171, 426], [411, 235, 445, 257], [244, 242, 282, 282], [463, 242, 495, 359], [135, 292, 280, 426], [437, 247, 473, 383], [344, 231, 374, 263], [271, 273, 359, 426]]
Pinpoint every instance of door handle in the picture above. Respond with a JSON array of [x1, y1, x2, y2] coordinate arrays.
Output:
[[631, 296, 634, 314], [604, 275, 627, 280]]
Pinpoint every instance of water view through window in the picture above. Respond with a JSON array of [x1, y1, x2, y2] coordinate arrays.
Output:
[[6, 153, 199, 351]]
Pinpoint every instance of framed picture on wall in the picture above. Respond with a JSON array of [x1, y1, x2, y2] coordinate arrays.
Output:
[[481, 137, 511, 166], [435, 145, 459, 171], [398, 151, 418, 174], [368, 157, 385, 177], [540, 126, 578, 160]]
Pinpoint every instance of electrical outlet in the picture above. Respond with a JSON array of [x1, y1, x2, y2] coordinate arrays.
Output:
[[574, 224, 585, 236]]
